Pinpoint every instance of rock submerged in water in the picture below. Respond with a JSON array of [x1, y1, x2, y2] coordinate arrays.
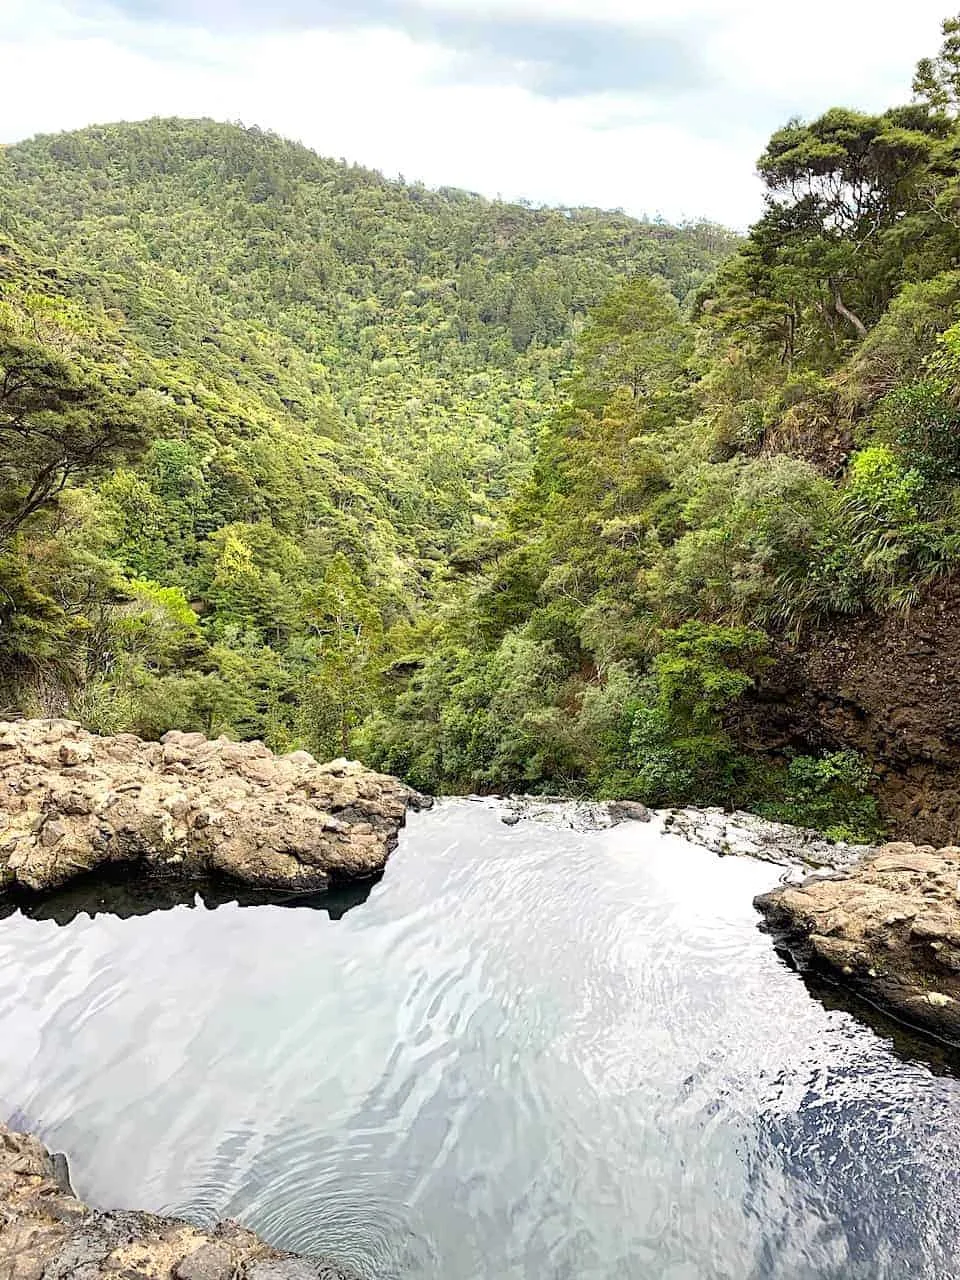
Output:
[[0, 1122, 351, 1278], [755, 842, 960, 1044], [0, 719, 430, 898]]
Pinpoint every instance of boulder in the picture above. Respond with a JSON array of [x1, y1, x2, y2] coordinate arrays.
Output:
[[755, 841, 960, 1044], [0, 720, 430, 898], [0, 1122, 352, 1279]]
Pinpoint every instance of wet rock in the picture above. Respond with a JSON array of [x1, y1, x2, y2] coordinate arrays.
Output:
[[755, 842, 960, 1044], [661, 807, 870, 870], [0, 720, 430, 899], [0, 1122, 355, 1280], [495, 796, 652, 831]]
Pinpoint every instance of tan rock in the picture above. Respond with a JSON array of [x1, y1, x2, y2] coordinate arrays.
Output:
[[0, 1122, 353, 1279], [756, 838, 960, 1044], [0, 720, 430, 899]]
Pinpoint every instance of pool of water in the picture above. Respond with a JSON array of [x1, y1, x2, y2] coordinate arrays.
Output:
[[1, 799, 959, 1279]]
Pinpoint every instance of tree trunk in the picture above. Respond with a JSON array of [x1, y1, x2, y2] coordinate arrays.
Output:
[[831, 283, 868, 339]]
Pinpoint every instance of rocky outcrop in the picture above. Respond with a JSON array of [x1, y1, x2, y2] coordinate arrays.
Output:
[[496, 795, 651, 831], [755, 842, 960, 1044], [0, 1122, 351, 1279], [0, 720, 429, 899], [742, 574, 960, 846], [662, 807, 870, 870]]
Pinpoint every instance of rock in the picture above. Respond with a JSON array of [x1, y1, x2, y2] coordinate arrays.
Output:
[[607, 800, 653, 824], [661, 807, 870, 870], [755, 841, 960, 1044], [0, 720, 430, 899], [495, 796, 651, 831], [738, 575, 960, 848], [0, 1122, 356, 1279], [175, 1243, 235, 1280]]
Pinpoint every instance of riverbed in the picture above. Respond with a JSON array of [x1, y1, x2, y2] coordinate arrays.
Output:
[[1, 799, 958, 1279]]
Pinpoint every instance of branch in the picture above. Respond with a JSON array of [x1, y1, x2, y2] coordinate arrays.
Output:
[[830, 280, 868, 338]]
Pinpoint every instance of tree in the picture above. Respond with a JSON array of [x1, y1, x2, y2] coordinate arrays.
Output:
[[301, 554, 384, 756], [754, 108, 941, 344], [0, 328, 151, 544], [914, 14, 960, 115], [574, 277, 690, 407]]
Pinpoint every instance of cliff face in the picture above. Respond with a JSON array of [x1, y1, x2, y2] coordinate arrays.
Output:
[[745, 576, 960, 845]]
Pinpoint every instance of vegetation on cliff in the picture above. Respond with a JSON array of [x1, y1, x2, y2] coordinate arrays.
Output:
[[361, 18, 960, 839], [5, 18, 960, 839]]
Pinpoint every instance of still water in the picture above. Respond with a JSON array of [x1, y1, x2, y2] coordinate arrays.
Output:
[[1, 800, 959, 1279]]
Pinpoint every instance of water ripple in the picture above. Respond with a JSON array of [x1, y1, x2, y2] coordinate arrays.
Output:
[[1, 800, 959, 1278]]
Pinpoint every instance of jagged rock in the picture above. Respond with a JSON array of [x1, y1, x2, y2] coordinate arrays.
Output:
[[494, 796, 652, 831], [0, 719, 430, 898], [661, 807, 870, 870], [0, 1122, 353, 1279], [755, 841, 960, 1044]]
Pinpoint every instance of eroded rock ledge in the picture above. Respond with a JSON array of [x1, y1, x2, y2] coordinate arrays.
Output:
[[0, 1122, 350, 1279], [0, 719, 429, 898], [662, 807, 870, 870], [755, 842, 960, 1044]]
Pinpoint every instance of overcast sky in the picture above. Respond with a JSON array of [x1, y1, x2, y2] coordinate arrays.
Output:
[[1, 1, 953, 226]]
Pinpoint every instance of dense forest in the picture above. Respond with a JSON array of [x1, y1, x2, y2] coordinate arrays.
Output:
[[360, 20, 960, 841], [5, 17, 960, 840], [0, 119, 730, 757]]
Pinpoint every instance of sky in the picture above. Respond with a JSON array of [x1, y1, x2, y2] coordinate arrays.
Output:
[[0, 0, 954, 227]]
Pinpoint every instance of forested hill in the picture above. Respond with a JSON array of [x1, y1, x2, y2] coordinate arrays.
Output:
[[10, 15, 960, 852], [362, 17, 960, 845], [0, 118, 733, 754]]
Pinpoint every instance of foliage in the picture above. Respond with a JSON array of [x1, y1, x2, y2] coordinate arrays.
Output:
[[366, 18, 960, 831], [626, 624, 769, 807], [760, 751, 884, 844], [0, 122, 729, 746]]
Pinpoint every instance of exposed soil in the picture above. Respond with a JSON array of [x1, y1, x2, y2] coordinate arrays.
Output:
[[742, 575, 960, 846]]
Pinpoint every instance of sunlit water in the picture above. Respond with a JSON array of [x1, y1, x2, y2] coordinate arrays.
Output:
[[1, 799, 959, 1279]]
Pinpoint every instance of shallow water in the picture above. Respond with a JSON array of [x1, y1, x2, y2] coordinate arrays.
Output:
[[1, 800, 959, 1279]]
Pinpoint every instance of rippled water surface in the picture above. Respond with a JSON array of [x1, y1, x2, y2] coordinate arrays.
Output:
[[2, 800, 960, 1279]]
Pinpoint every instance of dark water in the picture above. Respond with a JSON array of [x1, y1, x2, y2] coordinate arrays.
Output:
[[2, 800, 959, 1279]]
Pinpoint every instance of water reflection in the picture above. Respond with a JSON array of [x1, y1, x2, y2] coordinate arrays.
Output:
[[796, 970, 960, 1079], [0, 869, 378, 925]]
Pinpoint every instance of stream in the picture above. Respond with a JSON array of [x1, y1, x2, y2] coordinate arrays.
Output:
[[1, 799, 958, 1279]]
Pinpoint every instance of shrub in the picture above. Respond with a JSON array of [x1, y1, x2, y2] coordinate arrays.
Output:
[[760, 750, 884, 843], [627, 622, 770, 807], [874, 379, 960, 486]]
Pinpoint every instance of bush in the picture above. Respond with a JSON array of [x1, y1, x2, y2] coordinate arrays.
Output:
[[775, 445, 960, 624], [648, 457, 836, 624], [626, 622, 770, 807], [874, 379, 960, 486], [760, 750, 884, 843]]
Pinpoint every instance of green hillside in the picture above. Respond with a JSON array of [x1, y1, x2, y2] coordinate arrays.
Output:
[[9, 12, 960, 843], [0, 119, 731, 753]]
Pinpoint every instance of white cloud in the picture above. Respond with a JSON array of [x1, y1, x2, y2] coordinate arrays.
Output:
[[0, 0, 951, 227]]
